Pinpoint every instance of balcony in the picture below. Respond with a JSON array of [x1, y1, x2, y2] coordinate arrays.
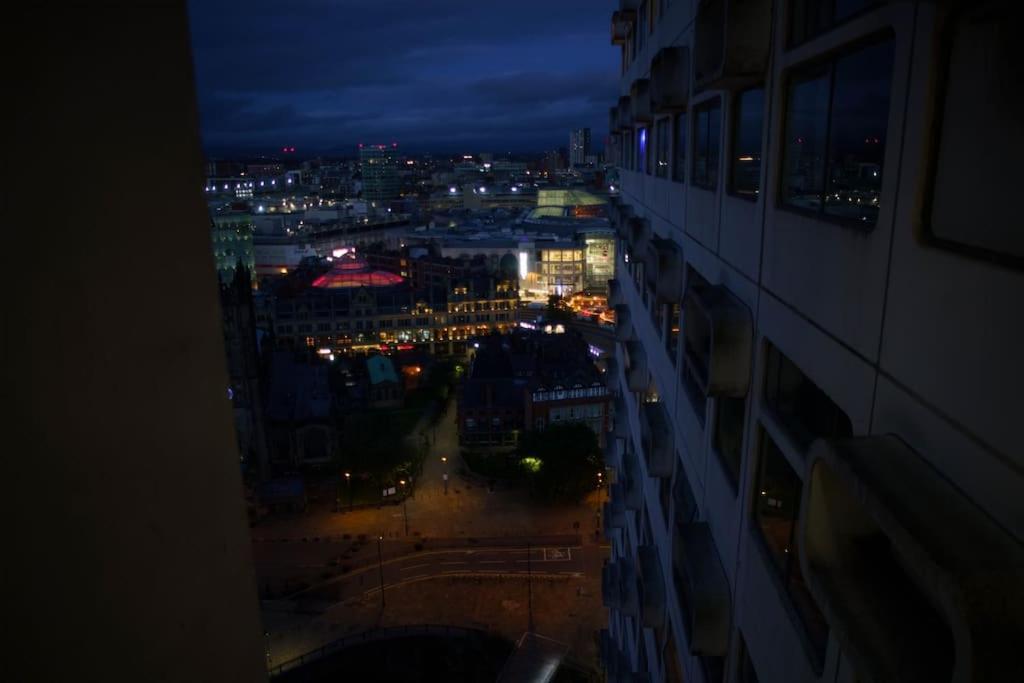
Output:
[[604, 356, 620, 390], [638, 545, 666, 629], [673, 521, 731, 656], [603, 435, 619, 468], [800, 436, 1024, 683], [629, 78, 652, 125], [651, 46, 691, 113], [614, 304, 633, 341], [603, 561, 622, 609], [608, 278, 624, 307], [682, 283, 753, 398], [693, 0, 771, 91], [613, 202, 634, 240], [624, 339, 648, 393], [628, 216, 652, 258], [611, 9, 636, 45], [613, 394, 630, 439], [622, 453, 643, 511], [603, 499, 626, 534], [644, 237, 684, 303], [617, 96, 633, 131], [640, 401, 674, 478], [618, 559, 640, 618]]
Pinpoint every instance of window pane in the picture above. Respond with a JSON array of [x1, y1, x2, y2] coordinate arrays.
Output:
[[823, 41, 894, 225], [764, 344, 852, 449], [931, 5, 1022, 260], [639, 127, 650, 174], [656, 118, 670, 178], [731, 88, 764, 198], [693, 101, 721, 189], [790, 0, 878, 46], [673, 112, 687, 182], [713, 396, 745, 487], [755, 432, 829, 659], [782, 68, 830, 211], [707, 101, 721, 187]]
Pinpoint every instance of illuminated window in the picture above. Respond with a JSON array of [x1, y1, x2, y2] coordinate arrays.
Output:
[[638, 127, 650, 175]]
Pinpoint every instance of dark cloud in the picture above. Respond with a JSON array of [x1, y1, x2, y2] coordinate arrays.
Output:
[[187, 0, 618, 153]]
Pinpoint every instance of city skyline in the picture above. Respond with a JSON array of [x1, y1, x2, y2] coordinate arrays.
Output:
[[188, 0, 618, 155]]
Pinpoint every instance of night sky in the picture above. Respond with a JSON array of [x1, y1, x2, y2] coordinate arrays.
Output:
[[188, 0, 618, 156]]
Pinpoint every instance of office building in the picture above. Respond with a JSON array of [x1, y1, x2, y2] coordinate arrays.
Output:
[[359, 143, 400, 202], [571, 127, 593, 167], [209, 212, 255, 282], [601, 2, 1023, 683]]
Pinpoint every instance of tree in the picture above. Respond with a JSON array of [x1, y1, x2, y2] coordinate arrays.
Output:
[[545, 294, 573, 323], [518, 422, 601, 502]]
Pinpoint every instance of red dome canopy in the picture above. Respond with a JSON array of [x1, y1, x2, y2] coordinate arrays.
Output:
[[311, 253, 405, 289]]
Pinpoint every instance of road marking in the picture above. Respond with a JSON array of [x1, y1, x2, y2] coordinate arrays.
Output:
[[480, 560, 504, 564], [399, 563, 430, 572], [439, 561, 466, 566]]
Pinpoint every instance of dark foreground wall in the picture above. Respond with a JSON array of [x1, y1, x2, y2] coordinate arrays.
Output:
[[5, 3, 266, 681]]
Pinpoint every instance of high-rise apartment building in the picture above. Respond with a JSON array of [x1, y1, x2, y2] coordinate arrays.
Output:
[[601, 2, 1022, 683], [359, 143, 400, 201], [570, 127, 592, 167]]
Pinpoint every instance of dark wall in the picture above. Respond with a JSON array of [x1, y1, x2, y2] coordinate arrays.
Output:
[[6, 3, 266, 680]]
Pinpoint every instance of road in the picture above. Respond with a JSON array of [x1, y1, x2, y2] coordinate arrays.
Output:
[[253, 393, 610, 671], [294, 544, 584, 604]]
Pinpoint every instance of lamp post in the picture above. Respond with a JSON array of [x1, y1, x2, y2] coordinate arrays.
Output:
[[441, 455, 448, 495], [377, 535, 386, 609], [399, 479, 409, 536], [345, 472, 352, 510]]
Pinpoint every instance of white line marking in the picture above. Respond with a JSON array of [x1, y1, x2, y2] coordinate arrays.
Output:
[[399, 563, 430, 572]]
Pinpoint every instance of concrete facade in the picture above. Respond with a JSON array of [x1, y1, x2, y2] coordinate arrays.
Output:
[[601, 2, 1023, 683]]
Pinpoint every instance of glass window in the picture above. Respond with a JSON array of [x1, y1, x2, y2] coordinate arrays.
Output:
[[929, 2, 1023, 264], [755, 431, 828, 664], [713, 397, 745, 488], [781, 39, 894, 225], [790, 0, 880, 47], [672, 112, 687, 182], [731, 88, 764, 199], [692, 99, 721, 190], [665, 302, 680, 364], [764, 343, 853, 449], [655, 118, 670, 178], [638, 127, 649, 175]]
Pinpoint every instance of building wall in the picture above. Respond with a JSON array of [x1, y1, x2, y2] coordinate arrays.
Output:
[[7, 4, 266, 680], [603, 2, 1023, 683]]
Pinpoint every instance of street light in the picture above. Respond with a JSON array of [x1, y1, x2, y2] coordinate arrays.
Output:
[[345, 472, 352, 510], [441, 456, 449, 495], [399, 480, 409, 536], [377, 535, 386, 609]]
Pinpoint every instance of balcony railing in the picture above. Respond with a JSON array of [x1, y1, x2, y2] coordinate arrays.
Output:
[[640, 401, 674, 478], [800, 436, 1024, 683], [651, 46, 691, 112]]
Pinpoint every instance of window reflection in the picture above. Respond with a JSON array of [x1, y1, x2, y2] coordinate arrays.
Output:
[[692, 99, 721, 190], [672, 112, 687, 183], [782, 39, 893, 225], [731, 88, 764, 198]]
